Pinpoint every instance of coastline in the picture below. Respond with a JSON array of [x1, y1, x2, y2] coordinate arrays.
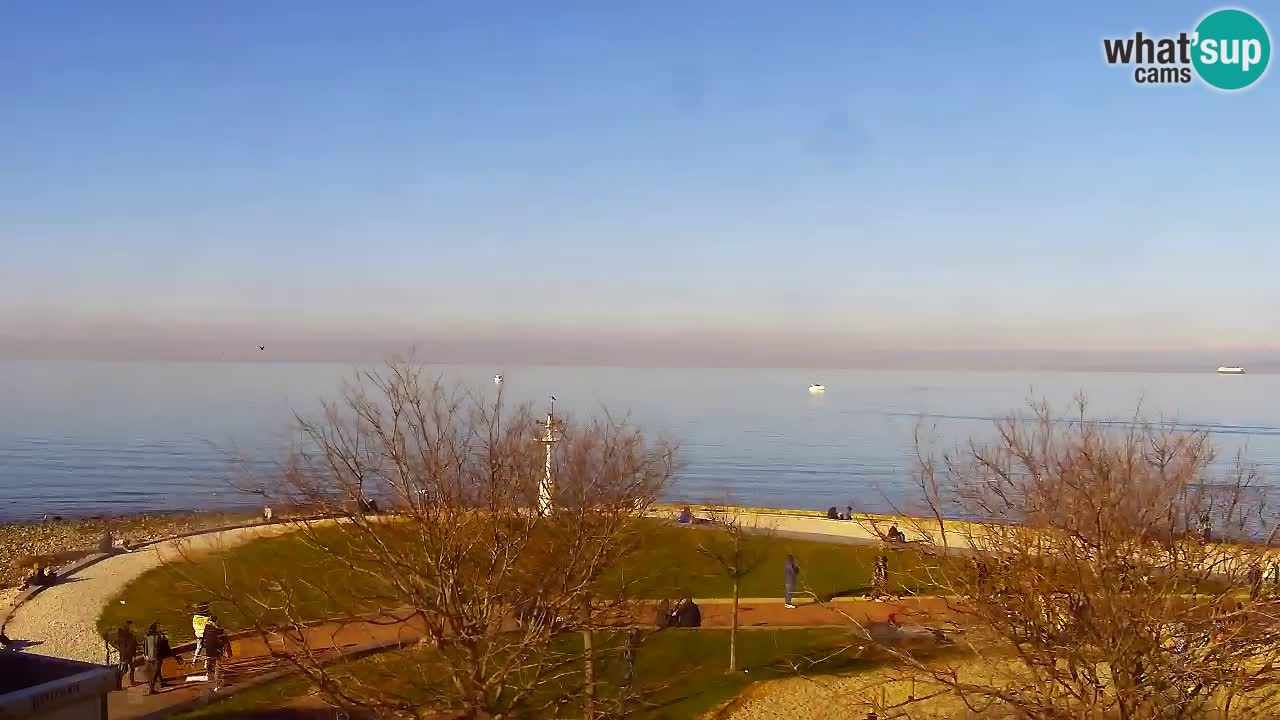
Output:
[[0, 509, 270, 599]]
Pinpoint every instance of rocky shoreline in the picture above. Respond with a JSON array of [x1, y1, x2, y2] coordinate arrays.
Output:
[[0, 510, 268, 594]]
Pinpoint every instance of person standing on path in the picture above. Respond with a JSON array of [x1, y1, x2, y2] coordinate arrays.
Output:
[[114, 620, 139, 686], [142, 623, 170, 694], [783, 554, 800, 609], [872, 555, 889, 601], [192, 604, 210, 660], [203, 616, 231, 692]]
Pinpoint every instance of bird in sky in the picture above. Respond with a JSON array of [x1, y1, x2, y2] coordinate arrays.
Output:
[[259, 345, 265, 351]]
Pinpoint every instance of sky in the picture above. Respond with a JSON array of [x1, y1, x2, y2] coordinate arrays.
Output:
[[2, 1, 1277, 369]]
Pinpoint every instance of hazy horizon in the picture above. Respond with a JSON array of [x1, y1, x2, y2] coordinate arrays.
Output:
[[0, 343, 1275, 374], [4, 2, 1277, 367]]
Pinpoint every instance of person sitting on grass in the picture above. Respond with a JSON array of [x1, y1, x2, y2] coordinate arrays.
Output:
[[677, 507, 693, 524], [886, 524, 906, 543], [826, 506, 840, 520]]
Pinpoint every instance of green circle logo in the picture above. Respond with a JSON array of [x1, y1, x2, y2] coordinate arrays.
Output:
[[1192, 9, 1271, 90]]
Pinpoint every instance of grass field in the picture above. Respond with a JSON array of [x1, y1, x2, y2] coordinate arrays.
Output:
[[177, 628, 876, 720], [98, 520, 934, 641], [627, 523, 932, 600]]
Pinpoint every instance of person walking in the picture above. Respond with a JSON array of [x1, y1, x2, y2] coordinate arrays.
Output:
[[191, 604, 210, 661], [783, 554, 800, 609], [142, 623, 171, 694], [114, 620, 139, 686], [203, 616, 231, 692]]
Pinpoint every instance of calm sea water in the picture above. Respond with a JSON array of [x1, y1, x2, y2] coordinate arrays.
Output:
[[0, 362, 1277, 521]]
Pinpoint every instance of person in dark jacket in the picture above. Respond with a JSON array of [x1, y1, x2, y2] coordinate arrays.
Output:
[[142, 623, 173, 694], [203, 616, 231, 691], [114, 621, 139, 686], [784, 554, 800, 608], [670, 598, 702, 627]]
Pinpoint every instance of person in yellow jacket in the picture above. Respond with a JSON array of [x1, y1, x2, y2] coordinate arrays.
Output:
[[191, 609, 210, 660]]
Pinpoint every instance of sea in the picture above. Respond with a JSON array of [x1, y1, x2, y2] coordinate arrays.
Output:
[[0, 362, 1277, 522]]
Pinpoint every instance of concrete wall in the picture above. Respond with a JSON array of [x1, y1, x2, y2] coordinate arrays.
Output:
[[0, 658, 115, 720]]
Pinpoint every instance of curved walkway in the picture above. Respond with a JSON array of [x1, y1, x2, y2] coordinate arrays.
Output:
[[3, 510, 955, 718], [3, 524, 299, 663], [1, 510, 923, 665], [109, 596, 952, 720]]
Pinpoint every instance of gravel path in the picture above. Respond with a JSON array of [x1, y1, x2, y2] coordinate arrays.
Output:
[[3, 524, 297, 663], [723, 671, 929, 720], [724, 675, 861, 720]]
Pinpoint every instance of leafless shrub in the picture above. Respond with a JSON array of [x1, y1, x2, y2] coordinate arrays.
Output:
[[869, 397, 1280, 719], [186, 358, 679, 719]]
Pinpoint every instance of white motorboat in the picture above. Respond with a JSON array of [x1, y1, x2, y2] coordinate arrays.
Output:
[[1217, 367, 1246, 375], [809, 384, 826, 393]]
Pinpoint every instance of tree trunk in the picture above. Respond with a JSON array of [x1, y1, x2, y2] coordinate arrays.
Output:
[[583, 627, 595, 719], [730, 576, 739, 673], [583, 593, 595, 719]]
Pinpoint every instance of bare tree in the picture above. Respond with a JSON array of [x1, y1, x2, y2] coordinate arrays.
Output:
[[198, 359, 678, 719], [695, 508, 774, 673], [866, 398, 1280, 720]]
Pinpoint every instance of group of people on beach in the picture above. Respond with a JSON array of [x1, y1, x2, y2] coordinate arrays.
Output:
[[109, 602, 232, 695], [20, 561, 56, 589]]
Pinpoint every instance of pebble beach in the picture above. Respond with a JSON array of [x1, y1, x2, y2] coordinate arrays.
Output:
[[0, 510, 263, 607]]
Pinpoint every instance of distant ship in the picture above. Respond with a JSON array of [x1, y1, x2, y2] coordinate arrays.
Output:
[[809, 383, 826, 393], [494, 374, 504, 385], [1217, 367, 1246, 375]]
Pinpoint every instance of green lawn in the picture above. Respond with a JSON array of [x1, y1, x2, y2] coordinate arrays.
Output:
[[99, 528, 386, 642], [98, 520, 932, 642], [177, 628, 876, 720], [620, 523, 933, 600]]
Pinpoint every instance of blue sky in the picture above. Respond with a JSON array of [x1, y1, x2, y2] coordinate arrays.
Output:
[[2, 1, 1277, 368]]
